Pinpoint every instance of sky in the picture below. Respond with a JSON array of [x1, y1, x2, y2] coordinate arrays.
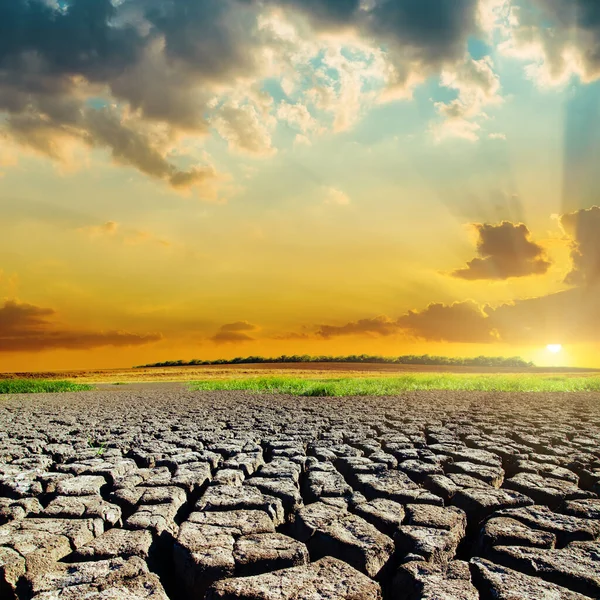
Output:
[[1, 0, 600, 371]]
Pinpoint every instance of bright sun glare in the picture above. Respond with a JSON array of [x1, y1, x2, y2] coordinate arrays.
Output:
[[547, 344, 563, 354]]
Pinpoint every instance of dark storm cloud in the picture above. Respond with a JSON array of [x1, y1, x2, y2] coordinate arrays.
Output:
[[108, 0, 264, 130], [0, 0, 142, 82], [0, 300, 162, 352], [11, 0, 600, 186], [0, 0, 260, 185], [531, 0, 600, 35], [211, 321, 257, 343], [452, 221, 551, 280], [274, 0, 361, 28], [0, 0, 491, 182], [145, 0, 258, 77], [364, 0, 480, 65], [276, 0, 479, 65], [272, 0, 481, 88], [0, 0, 260, 119]]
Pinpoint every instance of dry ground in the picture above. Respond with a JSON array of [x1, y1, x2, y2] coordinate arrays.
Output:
[[1, 388, 599, 599]]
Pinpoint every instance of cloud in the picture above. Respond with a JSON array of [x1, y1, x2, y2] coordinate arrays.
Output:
[[485, 288, 600, 344], [431, 55, 503, 142], [313, 302, 496, 343], [0, 300, 161, 352], [212, 101, 276, 156], [277, 101, 320, 134], [313, 206, 600, 346], [78, 221, 172, 248], [272, 331, 311, 340], [317, 315, 400, 338], [560, 205, 600, 286], [303, 44, 387, 132], [314, 289, 600, 346], [219, 321, 258, 332], [397, 300, 498, 343], [391, 290, 600, 345], [79, 221, 120, 238], [452, 221, 551, 280], [0, 0, 499, 182], [0, 0, 262, 186], [0, 301, 54, 334], [280, 0, 483, 96], [273, 0, 361, 30], [323, 186, 351, 206], [211, 321, 258, 343], [488, 132, 507, 140], [6, 0, 599, 185], [168, 166, 218, 190], [293, 134, 312, 147], [494, 0, 600, 86], [430, 118, 481, 143], [6, 104, 222, 195]]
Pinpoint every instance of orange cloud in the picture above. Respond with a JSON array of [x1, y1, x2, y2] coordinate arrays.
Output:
[[313, 207, 600, 346], [452, 221, 550, 280], [272, 332, 311, 341], [211, 321, 258, 344], [398, 300, 497, 343], [311, 289, 600, 346], [486, 288, 600, 345], [317, 316, 400, 339], [315, 302, 498, 344], [0, 300, 161, 352]]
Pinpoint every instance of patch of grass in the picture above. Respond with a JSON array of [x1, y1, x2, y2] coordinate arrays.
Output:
[[189, 374, 600, 396], [87, 437, 108, 456], [0, 380, 93, 394]]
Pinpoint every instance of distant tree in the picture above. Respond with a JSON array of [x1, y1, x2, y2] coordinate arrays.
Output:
[[135, 354, 534, 369]]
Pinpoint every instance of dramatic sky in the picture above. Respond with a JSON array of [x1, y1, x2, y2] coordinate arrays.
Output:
[[2, 0, 600, 370]]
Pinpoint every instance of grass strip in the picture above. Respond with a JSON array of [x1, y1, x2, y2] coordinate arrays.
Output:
[[0, 380, 93, 394], [189, 374, 600, 396]]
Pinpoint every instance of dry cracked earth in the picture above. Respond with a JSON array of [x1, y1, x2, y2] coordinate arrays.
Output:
[[1, 389, 600, 600]]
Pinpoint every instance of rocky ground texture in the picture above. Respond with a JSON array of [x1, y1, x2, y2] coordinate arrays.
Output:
[[1, 388, 599, 599]]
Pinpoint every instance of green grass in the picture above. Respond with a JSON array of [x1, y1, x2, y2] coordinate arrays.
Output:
[[189, 374, 600, 396], [0, 380, 93, 394]]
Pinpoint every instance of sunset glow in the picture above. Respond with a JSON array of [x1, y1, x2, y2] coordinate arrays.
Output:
[[1, 0, 600, 371]]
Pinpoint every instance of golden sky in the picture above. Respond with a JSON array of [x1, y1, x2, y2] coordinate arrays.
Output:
[[1, 0, 600, 370]]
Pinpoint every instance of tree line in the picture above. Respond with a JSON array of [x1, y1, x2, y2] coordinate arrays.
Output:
[[136, 354, 535, 368]]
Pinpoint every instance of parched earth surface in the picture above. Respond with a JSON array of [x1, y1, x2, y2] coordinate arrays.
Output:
[[1, 389, 599, 600]]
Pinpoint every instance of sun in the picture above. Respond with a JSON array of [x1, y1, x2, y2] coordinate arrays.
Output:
[[546, 344, 562, 354]]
